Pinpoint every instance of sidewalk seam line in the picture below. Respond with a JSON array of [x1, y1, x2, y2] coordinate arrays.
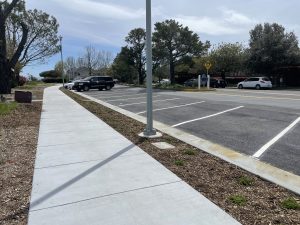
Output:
[[29, 180, 181, 213]]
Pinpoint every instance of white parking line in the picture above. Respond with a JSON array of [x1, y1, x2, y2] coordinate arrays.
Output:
[[223, 89, 300, 97], [253, 117, 300, 158], [100, 93, 146, 99], [107, 95, 161, 102], [172, 106, 244, 128], [119, 98, 181, 107], [203, 92, 300, 101], [136, 101, 206, 115]]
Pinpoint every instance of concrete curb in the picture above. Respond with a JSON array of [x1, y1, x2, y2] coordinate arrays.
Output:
[[73, 90, 300, 195]]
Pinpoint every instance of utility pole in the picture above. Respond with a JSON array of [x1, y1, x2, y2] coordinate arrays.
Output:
[[139, 0, 161, 138], [59, 36, 65, 86]]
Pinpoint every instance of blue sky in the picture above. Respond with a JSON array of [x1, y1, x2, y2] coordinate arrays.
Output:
[[23, 0, 300, 77]]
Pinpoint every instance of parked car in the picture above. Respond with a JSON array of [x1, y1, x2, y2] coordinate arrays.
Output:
[[237, 77, 272, 89], [183, 79, 198, 87], [64, 80, 76, 90], [210, 78, 227, 88], [73, 76, 115, 92], [159, 79, 171, 85]]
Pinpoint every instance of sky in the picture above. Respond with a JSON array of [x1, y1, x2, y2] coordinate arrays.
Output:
[[23, 0, 300, 77]]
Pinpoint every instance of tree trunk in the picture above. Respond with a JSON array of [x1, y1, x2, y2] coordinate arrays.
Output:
[[0, 18, 11, 94], [169, 59, 175, 84]]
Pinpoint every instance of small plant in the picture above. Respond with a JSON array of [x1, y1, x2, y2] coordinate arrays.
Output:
[[281, 198, 300, 210], [0, 102, 18, 115], [175, 160, 184, 166], [184, 149, 196, 155], [238, 176, 254, 186], [229, 195, 247, 205]]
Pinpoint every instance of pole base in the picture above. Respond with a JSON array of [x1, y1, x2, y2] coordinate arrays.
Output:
[[139, 129, 162, 139]]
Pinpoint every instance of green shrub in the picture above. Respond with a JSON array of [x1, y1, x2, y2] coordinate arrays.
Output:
[[238, 176, 254, 186], [281, 198, 300, 210], [175, 160, 184, 166], [184, 149, 196, 155], [229, 195, 247, 205]]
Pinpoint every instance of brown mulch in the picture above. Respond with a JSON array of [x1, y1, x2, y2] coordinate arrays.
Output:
[[62, 88, 300, 225], [0, 89, 44, 225]]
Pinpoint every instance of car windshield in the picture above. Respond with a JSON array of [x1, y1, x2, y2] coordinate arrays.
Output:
[[83, 77, 92, 81]]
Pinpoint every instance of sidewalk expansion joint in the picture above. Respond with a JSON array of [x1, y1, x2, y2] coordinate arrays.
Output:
[[35, 153, 146, 170], [30, 180, 181, 213]]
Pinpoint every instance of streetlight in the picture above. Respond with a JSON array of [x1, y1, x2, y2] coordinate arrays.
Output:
[[139, 0, 161, 138], [59, 36, 65, 86]]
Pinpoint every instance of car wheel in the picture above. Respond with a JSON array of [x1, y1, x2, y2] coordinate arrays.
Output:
[[105, 85, 112, 90], [83, 85, 89, 92], [76, 88, 81, 92], [238, 84, 243, 89], [255, 84, 261, 90]]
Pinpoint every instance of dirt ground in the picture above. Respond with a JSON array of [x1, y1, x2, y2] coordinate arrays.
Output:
[[0, 87, 44, 225], [62, 88, 300, 225]]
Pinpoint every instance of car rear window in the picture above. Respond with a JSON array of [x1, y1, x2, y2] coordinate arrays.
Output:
[[262, 77, 270, 81]]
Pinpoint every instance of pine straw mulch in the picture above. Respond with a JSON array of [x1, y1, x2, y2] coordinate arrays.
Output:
[[62, 88, 300, 225], [0, 90, 43, 225]]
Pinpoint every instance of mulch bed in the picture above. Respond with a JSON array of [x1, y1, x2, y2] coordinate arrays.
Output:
[[0, 88, 44, 225], [62, 88, 300, 225]]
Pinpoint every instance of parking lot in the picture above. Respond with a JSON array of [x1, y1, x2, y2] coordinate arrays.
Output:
[[82, 86, 300, 176]]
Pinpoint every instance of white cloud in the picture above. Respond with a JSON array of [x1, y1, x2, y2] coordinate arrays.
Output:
[[53, 0, 145, 20], [172, 8, 256, 36], [174, 15, 240, 35], [222, 9, 255, 25]]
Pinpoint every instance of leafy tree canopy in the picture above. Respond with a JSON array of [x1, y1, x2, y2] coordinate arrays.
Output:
[[153, 19, 210, 83], [248, 23, 300, 75]]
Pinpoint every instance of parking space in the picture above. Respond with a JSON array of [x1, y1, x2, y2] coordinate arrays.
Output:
[[82, 86, 300, 176]]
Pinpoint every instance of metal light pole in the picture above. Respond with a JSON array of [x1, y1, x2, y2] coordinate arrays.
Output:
[[140, 0, 161, 138], [59, 36, 65, 86]]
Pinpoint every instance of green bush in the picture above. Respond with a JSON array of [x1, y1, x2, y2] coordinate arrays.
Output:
[[184, 149, 196, 155], [229, 195, 247, 205], [175, 160, 184, 166], [281, 198, 300, 210], [238, 176, 254, 186]]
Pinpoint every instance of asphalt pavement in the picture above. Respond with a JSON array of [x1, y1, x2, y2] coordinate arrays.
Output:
[[83, 86, 300, 176]]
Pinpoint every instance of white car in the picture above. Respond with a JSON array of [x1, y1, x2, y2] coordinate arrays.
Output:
[[64, 81, 75, 90], [159, 79, 171, 85], [237, 77, 272, 90]]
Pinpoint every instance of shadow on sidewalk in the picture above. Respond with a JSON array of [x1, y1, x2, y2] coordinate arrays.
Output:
[[29, 143, 136, 211]]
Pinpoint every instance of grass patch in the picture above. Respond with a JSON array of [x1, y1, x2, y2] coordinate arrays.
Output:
[[17, 81, 53, 90], [229, 195, 247, 206], [0, 102, 18, 115], [281, 198, 300, 210], [175, 160, 184, 166], [238, 176, 254, 186], [184, 149, 196, 155]]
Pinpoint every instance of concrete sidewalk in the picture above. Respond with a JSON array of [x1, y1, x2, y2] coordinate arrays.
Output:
[[28, 86, 240, 225]]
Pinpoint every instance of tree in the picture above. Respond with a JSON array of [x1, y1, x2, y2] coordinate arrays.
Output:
[[39, 70, 61, 83], [125, 28, 146, 84], [0, 0, 28, 94], [248, 23, 300, 75], [64, 56, 76, 80], [7, 9, 60, 69], [111, 46, 137, 83], [209, 43, 246, 79], [84, 45, 100, 76], [153, 19, 210, 84]]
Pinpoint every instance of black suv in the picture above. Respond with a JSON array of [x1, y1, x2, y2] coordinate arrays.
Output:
[[73, 76, 115, 92], [210, 78, 227, 88]]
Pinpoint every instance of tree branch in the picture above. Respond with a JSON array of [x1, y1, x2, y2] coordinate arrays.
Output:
[[9, 21, 28, 68], [3, 0, 20, 19]]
